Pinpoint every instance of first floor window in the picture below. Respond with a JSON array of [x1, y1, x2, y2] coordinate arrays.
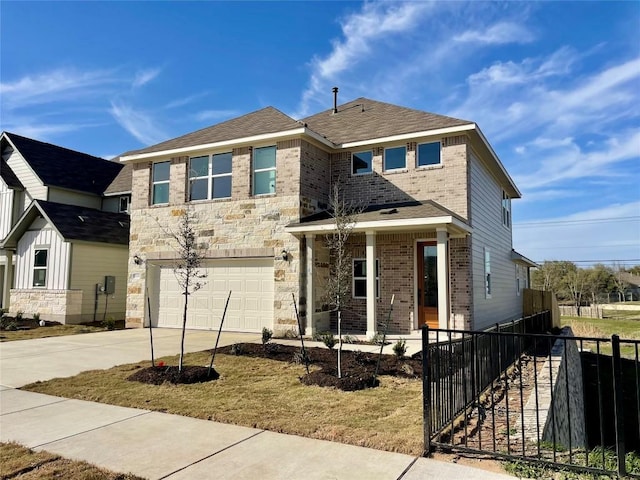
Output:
[[33, 249, 48, 287], [119, 196, 130, 213], [253, 146, 276, 195], [352, 150, 373, 175], [384, 146, 406, 171], [152, 161, 170, 204], [353, 258, 380, 299], [417, 141, 441, 167]]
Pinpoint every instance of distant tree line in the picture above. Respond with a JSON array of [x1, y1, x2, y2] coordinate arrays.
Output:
[[531, 262, 640, 310]]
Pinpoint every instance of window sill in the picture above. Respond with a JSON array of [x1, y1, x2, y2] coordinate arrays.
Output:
[[416, 163, 443, 171], [383, 168, 409, 175], [351, 171, 373, 177]]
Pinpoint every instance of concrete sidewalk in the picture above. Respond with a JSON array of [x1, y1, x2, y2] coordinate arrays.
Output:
[[0, 329, 517, 479]]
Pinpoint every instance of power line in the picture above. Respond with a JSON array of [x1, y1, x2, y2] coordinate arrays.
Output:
[[533, 259, 640, 264], [514, 216, 640, 228]]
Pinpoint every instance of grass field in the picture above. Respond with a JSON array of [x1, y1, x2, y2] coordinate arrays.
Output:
[[562, 315, 639, 358]]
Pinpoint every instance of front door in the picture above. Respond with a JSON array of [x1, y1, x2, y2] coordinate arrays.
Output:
[[417, 242, 438, 328]]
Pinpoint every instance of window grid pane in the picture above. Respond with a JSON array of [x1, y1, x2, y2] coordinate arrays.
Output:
[[152, 183, 169, 204], [153, 161, 170, 182], [212, 152, 232, 175], [417, 142, 441, 167], [384, 146, 406, 171], [190, 178, 208, 201], [212, 176, 232, 199], [352, 259, 380, 299], [254, 146, 276, 170]]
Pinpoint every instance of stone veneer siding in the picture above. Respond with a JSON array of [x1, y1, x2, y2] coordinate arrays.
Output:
[[330, 136, 469, 220], [126, 142, 312, 334], [9, 289, 83, 324], [323, 232, 473, 334]]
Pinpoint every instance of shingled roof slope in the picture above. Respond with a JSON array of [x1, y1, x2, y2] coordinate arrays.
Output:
[[0, 157, 24, 189], [302, 98, 472, 145], [129, 107, 300, 156], [104, 152, 135, 195], [4, 132, 122, 195], [37, 200, 130, 245]]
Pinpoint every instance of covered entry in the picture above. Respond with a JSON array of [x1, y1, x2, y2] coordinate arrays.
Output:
[[153, 258, 274, 332]]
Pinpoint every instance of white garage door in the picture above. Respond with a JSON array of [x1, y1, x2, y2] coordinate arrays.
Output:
[[156, 259, 274, 332]]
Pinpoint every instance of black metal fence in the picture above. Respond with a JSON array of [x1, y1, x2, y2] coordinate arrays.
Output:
[[421, 313, 640, 477]]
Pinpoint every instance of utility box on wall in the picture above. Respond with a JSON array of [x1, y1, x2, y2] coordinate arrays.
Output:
[[105, 276, 115, 295]]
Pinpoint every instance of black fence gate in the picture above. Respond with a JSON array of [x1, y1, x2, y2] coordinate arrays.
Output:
[[421, 312, 640, 477]]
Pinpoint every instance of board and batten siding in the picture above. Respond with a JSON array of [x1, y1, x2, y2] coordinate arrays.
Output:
[[469, 152, 521, 330], [14, 222, 70, 290], [69, 243, 128, 322], [0, 179, 15, 239], [5, 148, 47, 202]]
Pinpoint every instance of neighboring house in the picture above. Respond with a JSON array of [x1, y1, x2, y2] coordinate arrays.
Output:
[[121, 96, 534, 336], [0, 132, 131, 323]]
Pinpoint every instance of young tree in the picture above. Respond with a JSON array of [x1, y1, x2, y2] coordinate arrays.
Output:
[[611, 262, 630, 302], [167, 209, 207, 371], [566, 267, 588, 315], [584, 264, 613, 305], [324, 183, 363, 378]]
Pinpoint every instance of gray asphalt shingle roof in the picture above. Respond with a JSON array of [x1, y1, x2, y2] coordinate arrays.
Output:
[[3, 132, 123, 196], [302, 98, 472, 145], [129, 107, 301, 156]]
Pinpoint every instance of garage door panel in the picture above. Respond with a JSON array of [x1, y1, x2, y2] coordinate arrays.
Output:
[[157, 259, 274, 332]]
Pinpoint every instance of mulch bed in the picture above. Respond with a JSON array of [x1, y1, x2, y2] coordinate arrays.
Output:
[[128, 365, 219, 385], [126, 342, 422, 390]]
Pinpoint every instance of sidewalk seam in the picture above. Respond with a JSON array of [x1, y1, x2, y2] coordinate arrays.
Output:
[[396, 456, 420, 480], [1, 396, 69, 416], [158, 430, 266, 479], [32, 411, 152, 449]]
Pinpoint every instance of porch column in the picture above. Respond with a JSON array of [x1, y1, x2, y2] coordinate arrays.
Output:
[[1, 249, 13, 309], [305, 234, 315, 336], [436, 229, 449, 329], [366, 231, 376, 337]]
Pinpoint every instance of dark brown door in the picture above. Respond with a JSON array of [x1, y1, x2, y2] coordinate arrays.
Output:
[[417, 242, 438, 328]]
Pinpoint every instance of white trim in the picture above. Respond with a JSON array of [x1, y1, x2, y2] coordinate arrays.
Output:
[[32, 247, 48, 288], [352, 257, 380, 299], [252, 145, 277, 196], [351, 150, 373, 176], [285, 215, 472, 235], [341, 124, 476, 149], [416, 141, 442, 168], [120, 127, 331, 162]]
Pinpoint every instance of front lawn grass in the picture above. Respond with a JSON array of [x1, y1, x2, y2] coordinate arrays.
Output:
[[22, 350, 424, 456], [0, 442, 143, 479]]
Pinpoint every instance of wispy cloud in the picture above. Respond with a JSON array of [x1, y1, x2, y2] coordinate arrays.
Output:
[[0, 68, 118, 108], [109, 101, 166, 145], [165, 92, 210, 109], [453, 22, 534, 45], [132, 67, 161, 88], [295, 1, 435, 117]]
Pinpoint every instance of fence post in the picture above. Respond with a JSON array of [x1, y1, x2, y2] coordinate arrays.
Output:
[[422, 325, 432, 456], [611, 334, 627, 476]]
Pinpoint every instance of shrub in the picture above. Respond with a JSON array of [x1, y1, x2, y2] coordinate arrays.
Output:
[[15, 310, 23, 321], [230, 343, 245, 355], [393, 339, 407, 358], [102, 316, 116, 331], [33, 312, 40, 322], [342, 333, 357, 344], [261, 327, 273, 346], [320, 332, 337, 350]]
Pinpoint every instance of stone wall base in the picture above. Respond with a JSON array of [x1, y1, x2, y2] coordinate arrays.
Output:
[[9, 289, 83, 325]]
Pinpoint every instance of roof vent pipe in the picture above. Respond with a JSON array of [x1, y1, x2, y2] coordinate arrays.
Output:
[[332, 87, 338, 114]]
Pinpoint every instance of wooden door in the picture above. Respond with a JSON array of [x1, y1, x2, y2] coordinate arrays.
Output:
[[417, 242, 438, 328]]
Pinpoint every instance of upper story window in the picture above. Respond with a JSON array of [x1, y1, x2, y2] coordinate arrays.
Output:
[[189, 152, 232, 201], [152, 161, 170, 205], [253, 146, 276, 195], [417, 141, 441, 167], [502, 191, 511, 228], [352, 150, 373, 175], [383, 146, 406, 171], [353, 258, 380, 299], [33, 248, 48, 288]]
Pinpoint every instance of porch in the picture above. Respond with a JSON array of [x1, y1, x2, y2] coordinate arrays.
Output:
[[285, 201, 474, 337]]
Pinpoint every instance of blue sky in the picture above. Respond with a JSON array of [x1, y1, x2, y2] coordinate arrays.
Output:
[[1, 1, 639, 267]]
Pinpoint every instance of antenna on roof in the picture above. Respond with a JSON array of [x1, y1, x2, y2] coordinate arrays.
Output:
[[332, 87, 338, 114]]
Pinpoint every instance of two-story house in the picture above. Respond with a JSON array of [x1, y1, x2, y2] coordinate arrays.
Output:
[[0, 132, 131, 323], [121, 97, 534, 336]]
